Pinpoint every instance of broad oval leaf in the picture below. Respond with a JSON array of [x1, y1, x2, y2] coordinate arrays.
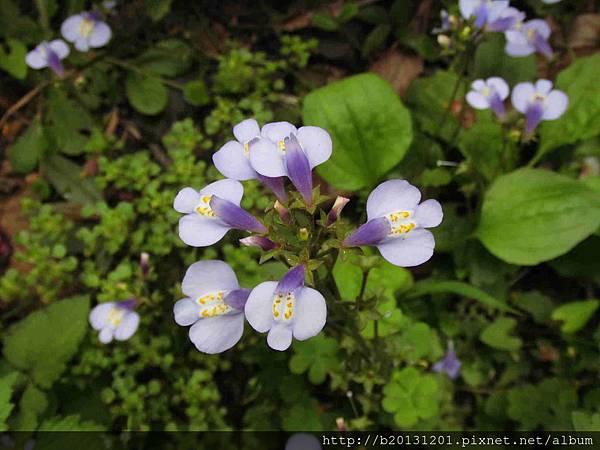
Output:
[[538, 53, 600, 158], [302, 73, 412, 190], [477, 168, 600, 265], [126, 73, 168, 115], [3, 296, 90, 389]]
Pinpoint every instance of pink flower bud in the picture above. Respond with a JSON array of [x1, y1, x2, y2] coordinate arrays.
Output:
[[327, 196, 350, 226]]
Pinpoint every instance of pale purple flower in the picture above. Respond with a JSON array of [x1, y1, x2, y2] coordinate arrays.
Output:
[[466, 77, 509, 118], [174, 260, 249, 354], [459, 0, 511, 29], [213, 119, 287, 202], [286, 434, 322, 450], [487, 6, 525, 32], [239, 235, 279, 251], [249, 122, 332, 205], [173, 179, 267, 247], [61, 12, 111, 52], [511, 80, 568, 134], [432, 9, 451, 34], [89, 299, 139, 344], [542, 0, 561, 3], [343, 180, 443, 267], [25, 40, 69, 77], [245, 265, 327, 351], [433, 344, 461, 379], [505, 19, 553, 59], [326, 196, 350, 226]]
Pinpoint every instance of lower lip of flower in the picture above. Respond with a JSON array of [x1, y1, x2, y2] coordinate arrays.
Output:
[[108, 307, 125, 326], [195, 195, 216, 217], [197, 291, 233, 317], [386, 210, 417, 237], [79, 18, 96, 37]]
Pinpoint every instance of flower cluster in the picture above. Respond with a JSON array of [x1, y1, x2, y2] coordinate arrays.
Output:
[[436, 0, 559, 60], [466, 77, 568, 135], [26, 9, 112, 77], [171, 120, 443, 353]]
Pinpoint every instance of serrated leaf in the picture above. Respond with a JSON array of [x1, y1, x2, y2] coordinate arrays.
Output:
[[126, 73, 168, 115], [0, 372, 19, 431], [551, 299, 599, 333], [3, 296, 90, 389], [477, 168, 600, 265], [9, 120, 47, 174], [303, 73, 413, 190]]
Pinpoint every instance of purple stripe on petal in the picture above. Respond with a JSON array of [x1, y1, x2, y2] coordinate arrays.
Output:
[[473, 4, 488, 28], [257, 174, 287, 203], [239, 235, 279, 251], [117, 299, 137, 310], [276, 264, 305, 294], [46, 48, 65, 77], [525, 102, 544, 135], [489, 92, 506, 119], [533, 32, 553, 59], [224, 288, 251, 311], [342, 217, 390, 247], [210, 196, 267, 234], [284, 135, 313, 205]]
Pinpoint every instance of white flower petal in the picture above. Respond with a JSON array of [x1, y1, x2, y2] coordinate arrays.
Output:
[[366, 179, 421, 220], [244, 281, 278, 333], [74, 38, 90, 52], [487, 77, 509, 100], [213, 141, 257, 181], [178, 214, 230, 247], [189, 313, 244, 354], [249, 138, 287, 177], [89, 302, 116, 330], [173, 187, 201, 213], [61, 15, 83, 42], [200, 179, 244, 205], [48, 39, 70, 59], [415, 199, 443, 228], [511, 82, 536, 113], [377, 229, 435, 267], [292, 287, 327, 341], [114, 311, 139, 341], [261, 121, 297, 143], [89, 22, 111, 48], [98, 327, 114, 344], [233, 118, 260, 143], [182, 260, 240, 299], [542, 90, 568, 120], [466, 91, 490, 109], [535, 79, 553, 95], [173, 298, 200, 326], [25, 49, 47, 69], [297, 126, 332, 169], [267, 324, 293, 351]]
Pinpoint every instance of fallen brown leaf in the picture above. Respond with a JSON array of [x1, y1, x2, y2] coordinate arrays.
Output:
[[369, 49, 423, 98], [569, 14, 600, 56]]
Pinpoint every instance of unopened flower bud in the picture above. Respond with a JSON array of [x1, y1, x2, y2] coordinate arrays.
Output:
[[336, 417, 347, 432], [437, 34, 452, 47], [240, 236, 279, 252], [274, 200, 290, 223], [326, 196, 350, 226], [298, 228, 309, 241], [139, 252, 150, 278]]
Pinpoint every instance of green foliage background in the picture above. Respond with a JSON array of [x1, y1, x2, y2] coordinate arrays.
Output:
[[0, 0, 599, 433]]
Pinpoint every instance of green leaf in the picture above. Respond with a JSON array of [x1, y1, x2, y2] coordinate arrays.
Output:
[[9, 120, 47, 174], [39, 414, 104, 431], [14, 384, 48, 431], [3, 296, 90, 389], [549, 236, 600, 283], [512, 291, 555, 324], [382, 367, 441, 428], [312, 12, 339, 31], [135, 39, 192, 77], [46, 88, 94, 156], [408, 280, 516, 313], [572, 411, 600, 431], [361, 24, 391, 58], [0, 38, 27, 79], [406, 70, 464, 142], [40, 154, 102, 205], [480, 317, 522, 351], [126, 73, 168, 115], [0, 372, 19, 432], [183, 80, 210, 106], [473, 34, 537, 86], [289, 335, 341, 384], [539, 53, 600, 158], [333, 257, 362, 300], [458, 116, 504, 181], [551, 300, 599, 334], [144, 0, 173, 21], [303, 73, 413, 190], [477, 168, 600, 265]]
